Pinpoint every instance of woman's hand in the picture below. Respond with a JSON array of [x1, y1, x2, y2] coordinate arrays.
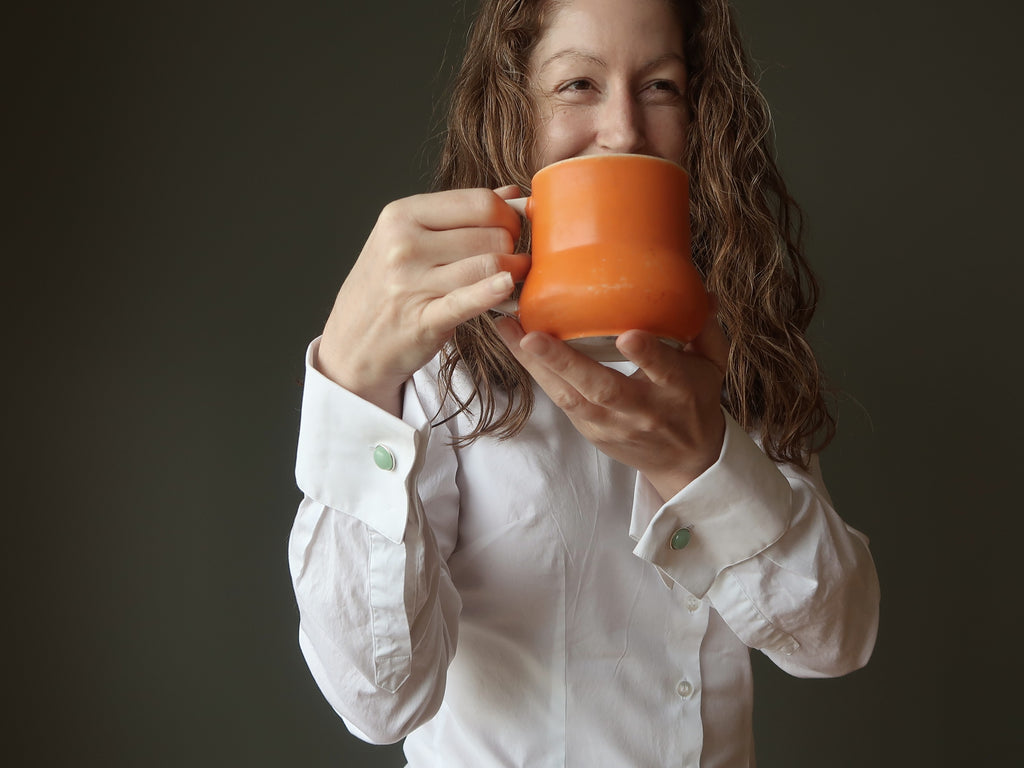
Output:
[[318, 187, 528, 415], [495, 313, 730, 501]]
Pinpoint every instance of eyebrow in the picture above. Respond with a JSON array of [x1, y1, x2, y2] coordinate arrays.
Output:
[[536, 49, 687, 77]]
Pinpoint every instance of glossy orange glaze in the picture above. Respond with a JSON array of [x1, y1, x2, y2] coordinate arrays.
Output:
[[518, 155, 710, 349]]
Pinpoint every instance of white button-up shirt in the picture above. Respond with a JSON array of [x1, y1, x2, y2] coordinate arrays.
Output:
[[289, 338, 879, 767]]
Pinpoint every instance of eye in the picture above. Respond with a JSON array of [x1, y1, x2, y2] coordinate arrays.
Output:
[[650, 80, 681, 94], [643, 79, 684, 103], [550, 78, 599, 103], [559, 78, 594, 93]]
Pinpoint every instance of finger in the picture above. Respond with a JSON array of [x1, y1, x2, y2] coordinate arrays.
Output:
[[517, 331, 633, 410], [615, 330, 688, 387], [505, 252, 531, 284], [493, 322, 596, 411], [493, 315, 525, 347], [421, 271, 516, 335], [397, 188, 523, 239], [432, 251, 532, 290], [424, 225, 519, 267]]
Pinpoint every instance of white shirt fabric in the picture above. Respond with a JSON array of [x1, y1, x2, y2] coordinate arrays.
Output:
[[289, 337, 880, 768]]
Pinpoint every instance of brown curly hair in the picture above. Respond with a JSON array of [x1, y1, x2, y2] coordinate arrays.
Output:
[[432, 0, 835, 467]]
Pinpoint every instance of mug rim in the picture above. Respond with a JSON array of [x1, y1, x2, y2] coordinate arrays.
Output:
[[534, 153, 685, 177]]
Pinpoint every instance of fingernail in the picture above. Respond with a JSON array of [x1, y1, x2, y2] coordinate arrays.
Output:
[[520, 332, 550, 356], [616, 331, 645, 357]]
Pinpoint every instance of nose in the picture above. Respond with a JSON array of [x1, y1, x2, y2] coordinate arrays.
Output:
[[596, 87, 645, 154]]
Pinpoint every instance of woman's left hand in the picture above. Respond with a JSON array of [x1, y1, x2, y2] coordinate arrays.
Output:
[[495, 313, 730, 501]]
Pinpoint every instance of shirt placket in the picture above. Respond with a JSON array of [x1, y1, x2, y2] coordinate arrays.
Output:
[[666, 587, 710, 768]]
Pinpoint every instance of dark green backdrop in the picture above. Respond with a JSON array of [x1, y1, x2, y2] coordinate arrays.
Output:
[[8, 1, 1021, 765]]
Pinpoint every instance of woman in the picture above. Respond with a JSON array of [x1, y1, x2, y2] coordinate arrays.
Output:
[[289, 0, 880, 765]]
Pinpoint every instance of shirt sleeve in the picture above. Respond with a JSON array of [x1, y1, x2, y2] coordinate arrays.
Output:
[[629, 409, 880, 678], [288, 339, 462, 744]]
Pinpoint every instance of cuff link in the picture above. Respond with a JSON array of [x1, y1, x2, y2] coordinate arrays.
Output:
[[373, 444, 396, 471], [669, 527, 692, 551]]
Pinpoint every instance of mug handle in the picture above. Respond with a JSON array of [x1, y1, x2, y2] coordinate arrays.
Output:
[[490, 299, 519, 319], [489, 196, 530, 318], [504, 197, 529, 217]]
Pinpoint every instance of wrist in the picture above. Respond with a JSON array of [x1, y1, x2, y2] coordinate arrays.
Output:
[[641, 419, 726, 502], [314, 337, 404, 417]]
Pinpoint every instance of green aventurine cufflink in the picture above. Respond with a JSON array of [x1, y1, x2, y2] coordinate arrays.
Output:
[[670, 527, 691, 550], [373, 444, 396, 471]]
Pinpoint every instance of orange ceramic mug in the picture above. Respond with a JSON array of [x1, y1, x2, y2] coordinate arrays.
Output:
[[501, 154, 711, 361]]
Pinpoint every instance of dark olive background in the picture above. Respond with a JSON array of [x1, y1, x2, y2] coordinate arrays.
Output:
[[6, 1, 1021, 765]]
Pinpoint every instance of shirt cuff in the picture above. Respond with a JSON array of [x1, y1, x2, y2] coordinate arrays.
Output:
[[629, 409, 794, 597], [294, 338, 427, 544]]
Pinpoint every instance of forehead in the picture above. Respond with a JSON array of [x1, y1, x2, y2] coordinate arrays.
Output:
[[531, 0, 685, 66]]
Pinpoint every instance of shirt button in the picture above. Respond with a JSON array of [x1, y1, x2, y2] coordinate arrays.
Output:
[[676, 680, 694, 698], [669, 528, 691, 550], [686, 596, 701, 613], [373, 444, 396, 471]]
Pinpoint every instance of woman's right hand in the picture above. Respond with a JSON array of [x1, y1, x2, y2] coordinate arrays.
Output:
[[317, 186, 527, 416]]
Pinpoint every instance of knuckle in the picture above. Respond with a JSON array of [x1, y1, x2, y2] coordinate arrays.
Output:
[[439, 285, 482, 329], [551, 390, 584, 411], [632, 411, 662, 434], [374, 209, 420, 267], [383, 239, 416, 268], [381, 275, 409, 304], [588, 379, 623, 407], [494, 228, 515, 254], [478, 189, 517, 226], [476, 252, 501, 280], [459, 188, 490, 219], [445, 287, 469, 317], [377, 200, 403, 226], [478, 188, 504, 215], [419, 307, 451, 344]]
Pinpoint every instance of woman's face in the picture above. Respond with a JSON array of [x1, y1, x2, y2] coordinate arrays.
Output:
[[528, 0, 689, 171]]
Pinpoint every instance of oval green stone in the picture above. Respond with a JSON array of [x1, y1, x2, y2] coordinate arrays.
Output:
[[670, 528, 691, 551], [373, 445, 396, 471]]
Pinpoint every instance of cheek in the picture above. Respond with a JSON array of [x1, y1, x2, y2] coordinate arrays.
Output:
[[648, 110, 689, 161], [533, 107, 594, 168]]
